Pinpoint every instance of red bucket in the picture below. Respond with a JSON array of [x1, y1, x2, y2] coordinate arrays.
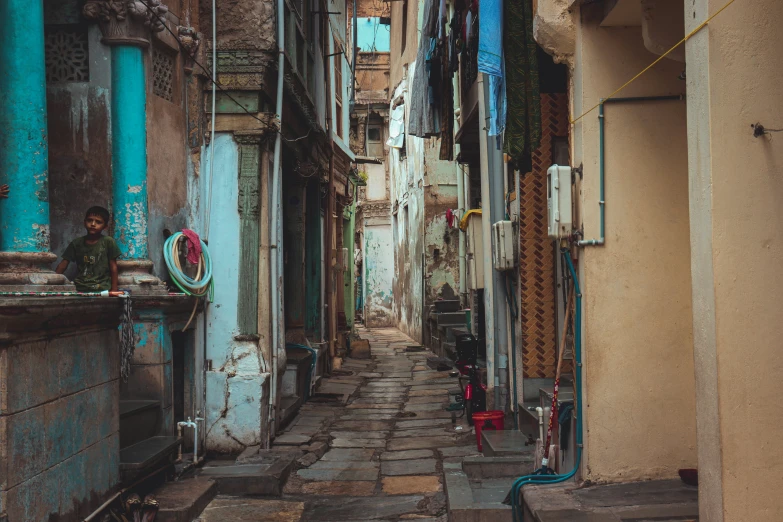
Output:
[[472, 410, 505, 451]]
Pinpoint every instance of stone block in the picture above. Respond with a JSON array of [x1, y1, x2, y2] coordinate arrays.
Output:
[[382, 475, 441, 495], [155, 477, 218, 522], [1, 340, 58, 415], [381, 449, 435, 461], [331, 438, 386, 448], [330, 431, 389, 439], [301, 494, 425, 520], [350, 339, 371, 359], [381, 459, 437, 476], [310, 460, 379, 470], [297, 468, 379, 481], [320, 448, 375, 461], [6, 406, 47, 487], [387, 436, 455, 451], [301, 480, 376, 496]]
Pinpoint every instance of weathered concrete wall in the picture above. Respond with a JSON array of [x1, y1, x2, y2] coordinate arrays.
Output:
[[201, 134, 271, 452], [389, 0, 422, 91], [572, 14, 696, 482], [685, 0, 783, 519], [0, 316, 120, 521], [387, 63, 459, 344], [47, 24, 112, 276], [364, 222, 394, 326]]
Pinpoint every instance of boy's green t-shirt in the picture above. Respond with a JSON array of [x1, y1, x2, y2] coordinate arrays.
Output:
[[62, 235, 122, 291]]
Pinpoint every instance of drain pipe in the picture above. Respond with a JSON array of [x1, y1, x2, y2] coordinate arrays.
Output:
[[578, 95, 684, 247], [268, 0, 286, 446]]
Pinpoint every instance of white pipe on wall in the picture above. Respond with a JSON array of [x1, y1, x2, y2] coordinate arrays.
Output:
[[268, 0, 286, 446]]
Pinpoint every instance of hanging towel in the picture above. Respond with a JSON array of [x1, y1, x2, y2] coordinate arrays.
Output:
[[488, 64, 507, 137], [181, 229, 202, 265], [387, 103, 406, 149]]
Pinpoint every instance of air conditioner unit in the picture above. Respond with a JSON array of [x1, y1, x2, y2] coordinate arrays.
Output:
[[547, 165, 573, 239], [492, 220, 515, 271]]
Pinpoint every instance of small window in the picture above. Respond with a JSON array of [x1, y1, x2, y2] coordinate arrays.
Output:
[[366, 124, 383, 157], [400, 0, 408, 55]]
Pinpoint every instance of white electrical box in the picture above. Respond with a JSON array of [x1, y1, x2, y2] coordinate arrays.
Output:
[[341, 248, 349, 270], [492, 220, 515, 271], [466, 213, 484, 290], [547, 165, 573, 238]]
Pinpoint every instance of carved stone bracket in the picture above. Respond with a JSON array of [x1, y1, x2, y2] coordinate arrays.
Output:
[[83, 0, 169, 47]]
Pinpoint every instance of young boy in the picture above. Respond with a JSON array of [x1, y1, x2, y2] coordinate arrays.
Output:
[[56, 206, 121, 292]]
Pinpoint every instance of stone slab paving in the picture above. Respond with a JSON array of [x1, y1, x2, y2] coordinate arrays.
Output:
[[199, 327, 469, 520]]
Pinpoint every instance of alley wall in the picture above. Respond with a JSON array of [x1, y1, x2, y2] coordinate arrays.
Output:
[[572, 11, 697, 482]]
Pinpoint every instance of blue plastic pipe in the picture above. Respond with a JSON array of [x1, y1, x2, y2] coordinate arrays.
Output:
[[111, 46, 151, 259], [0, 0, 52, 253], [508, 249, 582, 521]]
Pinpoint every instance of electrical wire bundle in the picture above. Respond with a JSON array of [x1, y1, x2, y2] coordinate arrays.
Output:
[[164, 232, 214, 329]]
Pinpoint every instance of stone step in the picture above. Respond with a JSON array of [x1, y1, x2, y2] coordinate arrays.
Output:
[[120, 435, 181, 482], [436, 312, 467, 326], [154, 477, 217, 522], [481, 430, 530, 457], [119, 399, 160, 449], [198, 451, 299, 496], [462, 455, 535, 479], [434, 300, 461, 313]]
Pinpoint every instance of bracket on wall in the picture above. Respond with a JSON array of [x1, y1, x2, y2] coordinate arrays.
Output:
[[572, 163, 583, 182]]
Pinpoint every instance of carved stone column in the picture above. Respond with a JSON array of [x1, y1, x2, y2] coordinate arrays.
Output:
[[0, 0, 73, 290], [84, 0, 169, 294]]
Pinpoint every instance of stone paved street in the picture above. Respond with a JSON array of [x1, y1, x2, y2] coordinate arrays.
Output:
[[197, 327, 480, 521]]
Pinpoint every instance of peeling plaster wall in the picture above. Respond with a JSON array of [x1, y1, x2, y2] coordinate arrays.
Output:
[[201, 134, 271, 453], [364, 223, 394, 326], [388, 63, 459, 344]]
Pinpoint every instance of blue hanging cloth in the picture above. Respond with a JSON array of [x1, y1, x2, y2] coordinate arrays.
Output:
[[478, 0, 506, 137]]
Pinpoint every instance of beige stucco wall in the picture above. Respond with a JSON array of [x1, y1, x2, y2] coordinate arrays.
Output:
[[686, 0, 783, 520], [389, 0, 420, 92], [573, 12, 697, 482]]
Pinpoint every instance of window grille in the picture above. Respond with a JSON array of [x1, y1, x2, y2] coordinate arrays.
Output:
[[153, 48, 175, 102], [45, 27, 89, 83]]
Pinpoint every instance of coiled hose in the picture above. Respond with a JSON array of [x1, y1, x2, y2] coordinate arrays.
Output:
[[164, 232, 214, 330]]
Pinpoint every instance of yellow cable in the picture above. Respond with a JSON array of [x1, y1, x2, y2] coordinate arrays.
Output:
[[570, 0, 738, 125]]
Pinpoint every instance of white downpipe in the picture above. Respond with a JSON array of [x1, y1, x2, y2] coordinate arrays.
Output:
[[205, 0, 217, 241], [268, 0, 285, 447]]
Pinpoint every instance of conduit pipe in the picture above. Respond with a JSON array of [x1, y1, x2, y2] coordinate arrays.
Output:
[[268, 0, 286, 446], [577, 95, 684, 247]]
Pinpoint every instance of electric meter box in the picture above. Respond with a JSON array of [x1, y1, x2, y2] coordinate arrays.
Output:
[[547, 165, 573, 238], [466, 213, 484, 290], [492, 220, 515, 271]]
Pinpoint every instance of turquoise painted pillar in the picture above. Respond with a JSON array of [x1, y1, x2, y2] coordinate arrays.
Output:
[[111, 46, 150, 260], [0, 0, 71, 289], [0, 0, 50, 253], [82, 2, 167, 293]]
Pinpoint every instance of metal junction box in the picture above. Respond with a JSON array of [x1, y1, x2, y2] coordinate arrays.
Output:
[[466, 213, 484, 290], [492, 220, 515, 271], [547, 165, 573, 239]]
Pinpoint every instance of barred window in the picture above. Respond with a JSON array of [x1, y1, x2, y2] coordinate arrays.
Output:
[[45, 26, 89, 83]]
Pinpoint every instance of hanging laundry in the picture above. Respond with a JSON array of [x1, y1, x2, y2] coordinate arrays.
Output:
[[503, 0, 541, 163], [408, 0, 441, 138], [446, 208, 456, 228], [478, 0, 506, 137], [387, 103, 406, 149]]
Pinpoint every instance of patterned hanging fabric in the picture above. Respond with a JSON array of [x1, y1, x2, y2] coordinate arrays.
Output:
[[503, 0, 541, 164]]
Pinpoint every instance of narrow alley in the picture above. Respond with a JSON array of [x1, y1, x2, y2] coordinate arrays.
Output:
[[194, 327, 477, 521]]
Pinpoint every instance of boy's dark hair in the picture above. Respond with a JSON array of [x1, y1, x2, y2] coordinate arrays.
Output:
[[85, 206, 111, 223]]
